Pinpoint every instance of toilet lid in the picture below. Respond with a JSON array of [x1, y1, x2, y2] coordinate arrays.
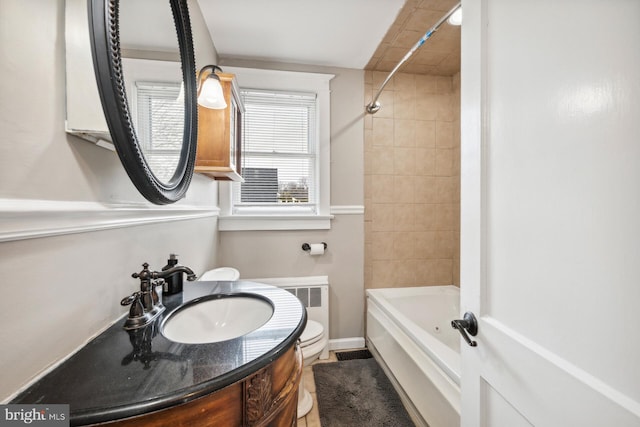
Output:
[[198, 267, 240, 281], [300, 320, 324, 345]]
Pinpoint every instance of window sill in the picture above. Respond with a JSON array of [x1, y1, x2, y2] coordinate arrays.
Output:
[[218, 215, 333, 231]]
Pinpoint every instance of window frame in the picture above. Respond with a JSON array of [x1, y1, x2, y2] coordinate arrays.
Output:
[[235, 89, 317, 213], [134, 81, 183, 153], [218, 67, 334, 231]]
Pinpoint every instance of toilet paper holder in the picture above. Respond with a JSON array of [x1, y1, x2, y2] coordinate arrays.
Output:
[[302, 242, 327, 252]]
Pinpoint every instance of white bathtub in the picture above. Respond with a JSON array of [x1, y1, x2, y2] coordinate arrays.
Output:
[[366, 286, 460, 427]]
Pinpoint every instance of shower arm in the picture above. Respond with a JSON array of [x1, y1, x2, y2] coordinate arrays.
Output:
[[365, 2, 461, 114]]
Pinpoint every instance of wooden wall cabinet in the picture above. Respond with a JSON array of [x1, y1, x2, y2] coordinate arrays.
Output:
[[195, 72, 244, 181]]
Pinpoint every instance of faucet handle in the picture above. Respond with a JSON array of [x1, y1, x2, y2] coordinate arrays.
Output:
[[132, 262, 151, 279], [121, 291, 145, 318]]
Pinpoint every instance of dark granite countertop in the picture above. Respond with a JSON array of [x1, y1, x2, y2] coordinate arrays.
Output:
[[12, 281, 306, 425]]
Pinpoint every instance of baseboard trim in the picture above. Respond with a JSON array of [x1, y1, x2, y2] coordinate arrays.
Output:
[[328, 337, 366, 351]]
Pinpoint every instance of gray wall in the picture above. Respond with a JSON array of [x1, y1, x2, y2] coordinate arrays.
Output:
[[218, 59, 366, 341], [0, 0, 221, 401]]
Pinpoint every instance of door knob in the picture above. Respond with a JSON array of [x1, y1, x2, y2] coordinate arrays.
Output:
[[451, 312, 478, 347]]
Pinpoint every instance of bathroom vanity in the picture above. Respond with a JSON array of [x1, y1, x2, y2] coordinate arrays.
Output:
[[12, 281, 306, 426]]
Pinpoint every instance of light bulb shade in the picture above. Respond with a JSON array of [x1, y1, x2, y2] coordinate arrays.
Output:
[[447, 7, 462, 26], [197, 75, 227, 109]]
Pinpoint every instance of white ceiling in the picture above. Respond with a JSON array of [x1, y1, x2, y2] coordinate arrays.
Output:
[[120, 0, 180, 53], [196, 0, 406, 69]]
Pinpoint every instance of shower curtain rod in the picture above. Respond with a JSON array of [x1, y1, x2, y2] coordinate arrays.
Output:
[[366, 2, 461, 114]]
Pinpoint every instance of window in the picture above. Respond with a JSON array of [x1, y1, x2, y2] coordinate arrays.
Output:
[[135, 82, 183, 183], [234, 89, 317, 214], [219, 67, 334, 231]]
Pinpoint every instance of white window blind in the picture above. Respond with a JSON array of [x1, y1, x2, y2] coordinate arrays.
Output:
[[136, 82, 183, 182], [233, 89, 318, 214]]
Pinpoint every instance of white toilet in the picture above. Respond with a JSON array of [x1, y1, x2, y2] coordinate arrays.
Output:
[[198, 267, 240, 281], [297, 319, 328, 418], [200, 270, 326, 417]]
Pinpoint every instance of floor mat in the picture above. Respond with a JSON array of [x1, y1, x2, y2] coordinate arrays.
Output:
[[313, 358, 415, 427]]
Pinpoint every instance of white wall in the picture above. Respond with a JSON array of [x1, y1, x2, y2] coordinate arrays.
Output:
[[0, 0, 221, 401], [217, 58, 366, 341]]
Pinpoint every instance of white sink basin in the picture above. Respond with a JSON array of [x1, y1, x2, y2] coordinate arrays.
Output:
[[162, 295, 274, 344]]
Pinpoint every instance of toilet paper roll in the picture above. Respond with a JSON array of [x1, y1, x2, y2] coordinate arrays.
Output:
[[309, 243, 325, 256]]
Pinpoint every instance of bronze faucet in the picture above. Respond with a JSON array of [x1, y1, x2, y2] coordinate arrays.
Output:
[[121, 262, 197, 330], [152, 264, 198, 282]]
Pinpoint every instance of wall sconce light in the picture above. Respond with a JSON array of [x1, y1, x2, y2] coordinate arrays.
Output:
[[197, 65, 227, 109], [447, 7, 462, 26]]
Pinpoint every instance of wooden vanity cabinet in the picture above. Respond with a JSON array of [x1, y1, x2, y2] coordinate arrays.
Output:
[[96, 344, 302, 427], [195, 72, 244, 181]]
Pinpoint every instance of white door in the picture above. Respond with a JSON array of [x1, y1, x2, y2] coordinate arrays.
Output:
[[460, 0, 640, 426]]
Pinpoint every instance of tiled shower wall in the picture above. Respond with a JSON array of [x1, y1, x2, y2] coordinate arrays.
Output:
[[364, 71, 460, 289]]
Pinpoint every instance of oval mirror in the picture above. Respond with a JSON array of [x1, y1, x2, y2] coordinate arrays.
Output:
[[88, 0, 198, 204]]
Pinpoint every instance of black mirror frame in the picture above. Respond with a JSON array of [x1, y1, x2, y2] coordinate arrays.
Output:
[[88, 0, 198, 204]]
